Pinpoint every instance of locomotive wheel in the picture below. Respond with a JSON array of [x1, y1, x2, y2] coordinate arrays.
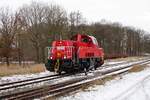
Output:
[[65, 70, 72, 74], [58, 71, 62, 75], [93, 58, 97, 70], [94, 58, 103, 69], [94, 65, 97, 70], [45, 60, 54, 71], [83, 59, 91, 75]]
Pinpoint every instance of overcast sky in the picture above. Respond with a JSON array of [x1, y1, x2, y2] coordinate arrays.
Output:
[[0, 0, 150, 32]]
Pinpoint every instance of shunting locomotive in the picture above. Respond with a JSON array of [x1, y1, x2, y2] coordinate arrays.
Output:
[[45, 34, 104, 74]]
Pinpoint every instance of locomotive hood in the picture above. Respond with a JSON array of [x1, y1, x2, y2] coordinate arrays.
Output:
[[52, 40, 73, 47], [49, 40, 74, 60]]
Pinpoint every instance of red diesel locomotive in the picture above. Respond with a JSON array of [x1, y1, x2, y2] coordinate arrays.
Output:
[[45, 34, 104, 74]]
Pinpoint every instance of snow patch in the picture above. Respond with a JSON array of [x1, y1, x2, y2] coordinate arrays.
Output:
[[59, 65, 150, 100], [0, 71, 54, 84]]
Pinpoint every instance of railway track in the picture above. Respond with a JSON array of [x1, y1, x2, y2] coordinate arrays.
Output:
[[0, 73, 70, 91], [0, 58, 150, 100], [0, 57, 147, 93]]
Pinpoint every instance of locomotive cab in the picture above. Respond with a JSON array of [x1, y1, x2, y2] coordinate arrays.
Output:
[[72, 34, 104, 73]]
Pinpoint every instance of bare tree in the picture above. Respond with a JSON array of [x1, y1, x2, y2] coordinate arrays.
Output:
[[69, 11, 86, 36], [19, 2, 68, 63], [45, 4, 68, 40], [0, 8, 23, 66], [19, 2, 48, 63]]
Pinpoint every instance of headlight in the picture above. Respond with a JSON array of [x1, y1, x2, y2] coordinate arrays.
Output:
[[64, 56, 67, 59], [50, 57, 53, 59]]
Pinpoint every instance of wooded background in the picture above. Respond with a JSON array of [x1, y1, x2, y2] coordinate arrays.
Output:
[[0, 2, 150, 65]]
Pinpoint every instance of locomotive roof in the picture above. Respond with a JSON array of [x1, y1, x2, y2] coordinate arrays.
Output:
[[89, 35, 96, 39]]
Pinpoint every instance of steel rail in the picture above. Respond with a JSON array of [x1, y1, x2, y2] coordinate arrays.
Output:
[[0, 57, 147, 87], [0, 73, 65, 87], [0, 73, 70, 91], [0, 59, 150, 100], [0, 58, 143, 91]]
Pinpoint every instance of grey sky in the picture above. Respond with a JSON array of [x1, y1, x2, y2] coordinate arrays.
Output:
[[0, 0, 150, 32]]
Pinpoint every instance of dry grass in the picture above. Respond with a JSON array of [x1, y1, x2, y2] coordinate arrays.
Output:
[[81, 75, 116, 91], [0, 64, 46, 77], [128, 64, 148, 72]]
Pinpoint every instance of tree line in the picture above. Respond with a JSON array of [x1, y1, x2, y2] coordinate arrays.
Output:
[[0, 1, 150, 65]]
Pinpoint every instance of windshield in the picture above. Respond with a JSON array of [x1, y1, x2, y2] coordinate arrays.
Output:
[[89, 36, 98, 46]]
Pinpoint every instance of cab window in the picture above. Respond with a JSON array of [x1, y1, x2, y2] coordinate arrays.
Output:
[[91, 37, 98, 46], [81, 36, 90, 43]]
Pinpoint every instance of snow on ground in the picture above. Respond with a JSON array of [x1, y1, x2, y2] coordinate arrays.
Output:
[[103, 61, 126, 65], [59, 64, 150, 100], [0, 71, 54, 84], [0, 71, 57, 94], [103, 56, 147, 66]]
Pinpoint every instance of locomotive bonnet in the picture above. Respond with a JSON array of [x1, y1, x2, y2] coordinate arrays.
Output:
[[45, 34, 104, 74]]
